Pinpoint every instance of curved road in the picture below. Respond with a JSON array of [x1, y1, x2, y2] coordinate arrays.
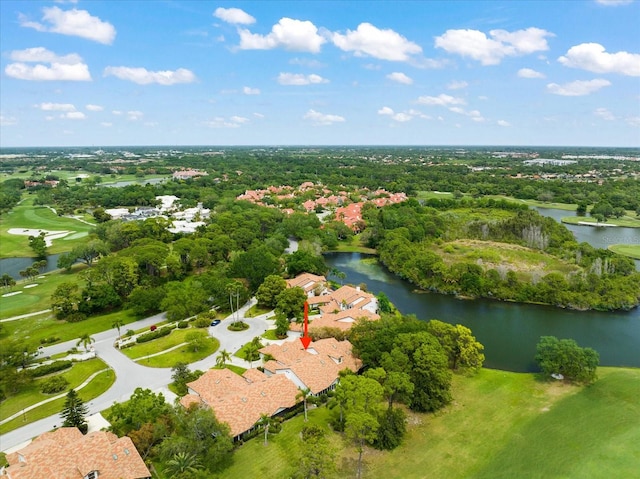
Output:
[[0, 301, 276, 452]]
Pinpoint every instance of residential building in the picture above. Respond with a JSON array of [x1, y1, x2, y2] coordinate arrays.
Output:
[[1, 428, 150, 479], [180, 368, 299, 440], [260, 338, 361, 395], [285, 273, 327, 297]]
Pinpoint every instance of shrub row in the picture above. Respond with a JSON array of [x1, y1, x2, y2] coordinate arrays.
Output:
[[136, 326, 173, 343], [30, 360, 72, 377]]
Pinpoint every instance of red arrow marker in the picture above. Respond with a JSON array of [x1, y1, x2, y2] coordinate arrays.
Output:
[[300, 301, 311, 350]]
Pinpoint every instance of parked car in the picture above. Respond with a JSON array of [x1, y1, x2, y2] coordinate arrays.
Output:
[[210, 320, 221, 326]]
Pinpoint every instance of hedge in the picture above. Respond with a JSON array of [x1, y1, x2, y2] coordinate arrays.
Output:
[[30, 360, 73, 377], [136, 326, 173, 343]]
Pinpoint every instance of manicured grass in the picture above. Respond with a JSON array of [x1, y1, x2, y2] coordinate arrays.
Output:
[[234, 339, 264, 362], [608, 244, 640, 260], [0, 196, 96, 257], [1, 358, 109, 421], [0, 308, 138, 351], [416, 190, 456, 200], [562, 215, 640, 228], [219, 367, 640, 479], [0, 368, 115, 434], [0, 268, 86, 320], [261, 329, 280, 340], [121, 327, 189, 360], [137, 336, 219, 368], [244, 304, 273, 318]]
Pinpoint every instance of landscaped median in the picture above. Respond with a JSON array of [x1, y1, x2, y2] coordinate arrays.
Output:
[[120, 327, 219, 368], [0, 358, 115, 434]]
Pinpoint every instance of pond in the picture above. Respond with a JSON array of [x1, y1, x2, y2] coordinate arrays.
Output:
[[0, 254, 61, 280], [325, 252, 640, 372]]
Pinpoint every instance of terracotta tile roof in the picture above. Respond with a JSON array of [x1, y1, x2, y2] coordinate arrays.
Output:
[[4, 428, 150, 479], [286, 273, 326, 294], [259, 339, 361, 394], [182, 368, 299, 437]]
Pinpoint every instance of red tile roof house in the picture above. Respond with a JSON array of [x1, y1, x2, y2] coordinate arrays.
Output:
[[1, 427, 151, 479], [285, 273, 328, 297], [180, 368, 299, 441], [259, 338, 362, 396]]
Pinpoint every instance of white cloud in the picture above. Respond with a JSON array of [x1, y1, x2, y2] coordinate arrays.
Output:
[[596, 0, 633, 5], [61, 111, 85, 120], [377, 106, 427, 122], [386, 72, 413, 84], [5, 47, 91, 81], [213, 7, 255, 25], [86, 104, 103, 111], [9, 47, 81, 64], [435, 27, 553, 65], [104, 66, 196, 85], [35, 102, 76, 111], [594, 107, 615, 120], [497, 120, 511, 127], [331, 23, 422, 61], [547, 79, 611, 96], [238, 18, 326, 53], [243, 86, 260, 95], [127, 111, 143, 121], [112, 110, 122, 115], [204, 116, 250, 128], [100, 122, 112, 127], [277, 72, 328, 85], [290, 58, 325, 68], [558, 43, 640, 76], [253, 112, 265, 119], [447, 80, 468, 90], [626, 116, 640, 127], [449, 107, 485, 122], [303, 109, 345, 125], [518, 68, 546, 78], [20, 6, 116, 44], [417, 94, 466, 106], [0, 115, 18, 126]]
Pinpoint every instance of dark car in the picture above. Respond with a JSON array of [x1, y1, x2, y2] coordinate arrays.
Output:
[[210, 320, 221, 326]]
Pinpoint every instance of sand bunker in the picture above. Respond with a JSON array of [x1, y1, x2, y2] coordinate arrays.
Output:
[[8, 228, 71, 246], [2, 291, 22, 297], [24, 284, 39, 289]]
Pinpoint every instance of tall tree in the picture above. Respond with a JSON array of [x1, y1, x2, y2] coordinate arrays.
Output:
[[295, 425, 337, 479], [76, 334, 95, 352], [256, 274, 287, 309], [61, 389, 89, 434], [297, 388, 312, 422], [28, 232, 47, 259], [535, 336, 599, 384], [216, 349, 231, 369]]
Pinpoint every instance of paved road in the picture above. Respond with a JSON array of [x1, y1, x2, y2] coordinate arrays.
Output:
[[0, 301, 280, 452]]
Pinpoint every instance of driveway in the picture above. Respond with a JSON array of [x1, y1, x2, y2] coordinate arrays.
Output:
[[0, 302, 283, 452]]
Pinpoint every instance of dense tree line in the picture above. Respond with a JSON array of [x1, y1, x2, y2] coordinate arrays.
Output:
[[371, 200, 640, 311]]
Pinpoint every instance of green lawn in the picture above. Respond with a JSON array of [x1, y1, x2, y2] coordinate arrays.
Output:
[[136, 335, 220, 368], [0, 196, 96, 258], [0, 268, 86, 320], [218, 367, 640, 479], [0, 358, 109, 421], [0, 308, 138, 351], [261, 329, 280, 340], [244, 304, 273, 318], [0, 368, 115, 434], [234, 339, 264, 363], [121, 327, 189, 360], [562, 215, 640, 228], [608, 244, 640, 260]]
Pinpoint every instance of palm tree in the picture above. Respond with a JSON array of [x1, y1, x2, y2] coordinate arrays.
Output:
[[216, 349, 231, 368], [76, 334, 95, 352], [258, 413, 271, 446], [165, 452, 202, 477], [245, 343, 259, 368], [297, 388, 312, 422], [112, 318, 124, 340]]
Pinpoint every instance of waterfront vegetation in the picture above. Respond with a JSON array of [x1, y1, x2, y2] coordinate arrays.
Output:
[[561, 214, 640, 228], [1, 146, 639, 475]]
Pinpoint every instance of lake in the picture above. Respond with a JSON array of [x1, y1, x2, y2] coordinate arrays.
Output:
[[324, 252, 640, 372]]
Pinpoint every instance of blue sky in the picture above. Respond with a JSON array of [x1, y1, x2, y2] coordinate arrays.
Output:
[[1, 0, 639, 147]]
